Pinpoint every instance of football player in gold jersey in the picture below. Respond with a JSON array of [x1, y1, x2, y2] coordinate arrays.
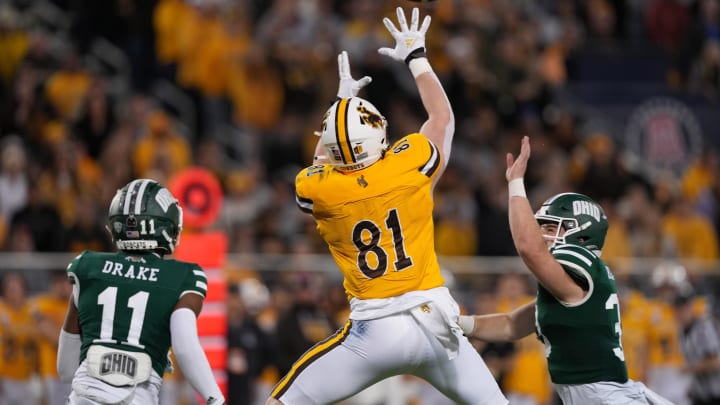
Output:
[[267, 7, 506, 405]]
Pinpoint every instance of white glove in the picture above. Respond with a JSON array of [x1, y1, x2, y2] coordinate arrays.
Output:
[[336, 50, 372, 98], [378, 7, 431, 63]]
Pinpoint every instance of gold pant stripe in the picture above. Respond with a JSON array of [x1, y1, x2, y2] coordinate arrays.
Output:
[[271, 319, 353, 399], [335, 98, 355, 164]]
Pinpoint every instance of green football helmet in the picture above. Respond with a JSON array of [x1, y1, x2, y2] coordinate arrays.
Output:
[[107, 179, 183, 254], [534, 192, 608, 254]]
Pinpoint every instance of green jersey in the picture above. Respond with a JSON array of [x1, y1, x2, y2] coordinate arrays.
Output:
[[535, 244, 628, 385], [67, 250, 208, 376]]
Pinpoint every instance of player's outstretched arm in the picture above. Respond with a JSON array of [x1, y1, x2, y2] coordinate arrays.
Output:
[[172, 293, 226, 405], [506, 136, 585, 303], [458, 300, 536, 341], [379, 7, 454, 177]]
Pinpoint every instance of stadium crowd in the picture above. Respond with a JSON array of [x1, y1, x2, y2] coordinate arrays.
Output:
[[0, 0, 719, 404]]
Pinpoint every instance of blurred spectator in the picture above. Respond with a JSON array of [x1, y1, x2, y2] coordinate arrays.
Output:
[[0, 272, 39, 405], [115, 0, 159, 92], [494, 273, 550, 405], [675, 290, 720, 405], [584, 0, 621, 48], [64, 193, 112, 253], [528, 148, 573, 204], [273, 272, 337, 377], [255, 0, 340, 114], [36, 131, 103, 229], [434, 164, 479, 256], [600, 197, 633, 271], [681, 148, 719, 214], [43, 49, 91, 123], [687, 39, 720, 99], [674, 0, 720, 87], [227, 45, 285, 132], [0, 5, 29, 90], [574, 133, 632, 202], [618, 183, 668, 257], [226, 279, 275, 405], [661, 195, 720, 262], [153, 0, 192, 78], [221, 167, 271, 222], [646, 261, 693, 405], [193, 3, 253, 138], [72, 75, 115, 160], [0, 136, 28, 223], [619, 283, 651, 383], [131, 109, 191, 181], [30, 270, 72, 405], [9, 179, 66, 252]]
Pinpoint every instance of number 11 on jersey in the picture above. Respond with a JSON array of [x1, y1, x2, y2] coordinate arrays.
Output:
[[96, 286, 149, 349]]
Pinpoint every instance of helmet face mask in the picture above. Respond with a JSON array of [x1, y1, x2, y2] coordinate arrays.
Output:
[[535, 192, 608, 254], [107, 179, 183, 254], [320, 97, 388, 172]]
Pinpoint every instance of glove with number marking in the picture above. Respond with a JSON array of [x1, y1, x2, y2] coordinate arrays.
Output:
[[336, 50, 372, 98], [378, 7, 431, 64]]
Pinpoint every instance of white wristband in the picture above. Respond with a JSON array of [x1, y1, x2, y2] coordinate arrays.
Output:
[[457, 315, 475, 336], [508, 178, 527, 198], [409, 57, 432, 78]]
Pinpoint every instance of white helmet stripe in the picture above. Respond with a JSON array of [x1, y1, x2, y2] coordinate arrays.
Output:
[[122, 179, 142, 214], [133, 179, 152, 215]]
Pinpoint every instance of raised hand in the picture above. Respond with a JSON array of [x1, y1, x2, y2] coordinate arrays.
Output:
[[506, 136, 531, 182], [336, 51, 372, 98], [378, 7, 431, 63]]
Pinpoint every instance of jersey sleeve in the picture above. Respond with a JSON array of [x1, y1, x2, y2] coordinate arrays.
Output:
[[295, 167, 313, 214], [179, 263, 208, 299], [65, 251, 88, 278], [295, 164, 328, 214], [66, 251, 89, 306], [391, 134, 442, 179], [550, 244, 595, 290]]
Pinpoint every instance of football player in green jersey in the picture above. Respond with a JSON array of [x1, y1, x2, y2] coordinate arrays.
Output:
[[458, 137, 672, 405], [56, 179, 225, 405]]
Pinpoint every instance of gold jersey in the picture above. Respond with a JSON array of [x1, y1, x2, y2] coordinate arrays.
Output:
[[620, 289, 650, 381], [0, 301, 37, 379], [31, 294, 69, 378], [296, 134, 445, 300], [646, 299, 684, 367]]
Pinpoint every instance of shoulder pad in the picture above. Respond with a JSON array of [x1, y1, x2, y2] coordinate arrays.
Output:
[[551, 244, 598, 272]]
